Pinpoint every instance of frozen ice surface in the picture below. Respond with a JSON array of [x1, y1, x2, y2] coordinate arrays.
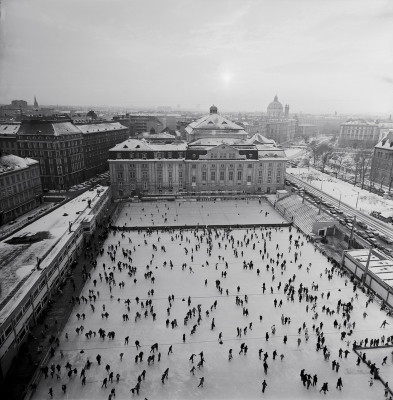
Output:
[[32, 201, 393, 399], [115, 199, 287, 228]]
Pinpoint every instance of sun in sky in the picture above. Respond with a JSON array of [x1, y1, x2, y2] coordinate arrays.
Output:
[[221, 71, 234, 85]]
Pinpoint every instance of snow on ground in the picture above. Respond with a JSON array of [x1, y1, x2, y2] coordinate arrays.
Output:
[[287, 167, 393, 215], [284, 148, 304, 159], [32, 201, 393, 399]]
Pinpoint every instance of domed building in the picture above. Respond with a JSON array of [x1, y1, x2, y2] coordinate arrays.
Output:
[[109, 105, 287, 197], [267, 95, 283, 118], [264, 95, 295, 143], [185, 105, 248, 142]]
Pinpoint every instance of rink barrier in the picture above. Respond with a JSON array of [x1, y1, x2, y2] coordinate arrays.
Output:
[[352, 347, 393, 396], [342, 251, 393, 310], [110, 222, 293, 231]]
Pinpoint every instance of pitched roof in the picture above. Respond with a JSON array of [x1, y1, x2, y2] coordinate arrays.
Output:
[[110, 139, 187, 152], [76, 122, 127, 134], [187, 114, 245, 131], [375, 131, 393, 150], [0, 124, 21, 135], [18, 120, 81, 136]]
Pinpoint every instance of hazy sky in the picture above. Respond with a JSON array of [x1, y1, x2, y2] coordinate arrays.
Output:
[[0, 0, 392, 114]]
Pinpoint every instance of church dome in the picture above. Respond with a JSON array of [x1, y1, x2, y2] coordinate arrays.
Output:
[[267, 95, 283, 117], [210, 105, 218, 114]]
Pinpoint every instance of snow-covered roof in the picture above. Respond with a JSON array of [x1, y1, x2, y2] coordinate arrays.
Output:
[[188, 138, 248, 146], [0, 186, 110, 324], [375, 131, 393, 150], [346, 249, 393, 288], [18, 120, 82, 136], [342, 119, 379, 127], [247, 133, 277, 145], [137, 132, 176, 140], [0, 154, 38, 174], [76, 122, 127, 134], [0, 124, 20, 135], [110, 139, 187, 152]]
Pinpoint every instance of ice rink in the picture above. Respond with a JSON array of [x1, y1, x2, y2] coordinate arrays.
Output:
[[114, 198, 287, 228], [32, 200, 393, 399]]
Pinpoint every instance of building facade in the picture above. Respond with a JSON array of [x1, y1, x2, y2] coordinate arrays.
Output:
[[370, 131, 393, 189], [7, 118, 128, 190], [17, 119, 85, 190], [76, 122, 129, 179], [109, 106, 287, 199], [0, 154, 42, 225], [0, 124, 20, 155], [129, 114, 164, 136], [339, 119, 380, 147], [265, 118, 296, 143], [297, 124, 318, 138]]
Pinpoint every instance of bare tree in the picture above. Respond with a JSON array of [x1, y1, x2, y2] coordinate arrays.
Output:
[[309, 140, 319, 166], [316, 143, 333, 172], [354, 149, 373, 190]]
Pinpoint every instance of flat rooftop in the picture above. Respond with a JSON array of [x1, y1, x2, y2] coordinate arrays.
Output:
[[347, 249, 393, 288], [0, 186, 109, 324]]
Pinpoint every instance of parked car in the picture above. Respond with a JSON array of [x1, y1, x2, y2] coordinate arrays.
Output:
[[380, 235, 393, 244], [368, 238, 378, 246], [357, 221, 368, 229], [338, 219, 346, 225], [357, 231, 368, 239]]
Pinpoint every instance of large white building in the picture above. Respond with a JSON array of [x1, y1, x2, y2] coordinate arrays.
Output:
[[339, 119, 380, 147], [109, 106, 287, 199]]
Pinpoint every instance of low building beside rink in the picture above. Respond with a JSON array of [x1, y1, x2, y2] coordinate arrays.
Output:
[[0, 186, 110, 380], [109, 106, 287, 199]]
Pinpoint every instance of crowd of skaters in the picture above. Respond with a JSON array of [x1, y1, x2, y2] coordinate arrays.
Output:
[[32, 200, 393, 399]]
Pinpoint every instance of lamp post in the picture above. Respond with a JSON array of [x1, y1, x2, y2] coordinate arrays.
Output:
[[334, 188, 342, 208]]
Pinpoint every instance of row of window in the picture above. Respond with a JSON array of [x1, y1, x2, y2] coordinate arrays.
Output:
[[0, 167, 40, 187], [19, 139, 82, 149], [117, 162, 282, 169]]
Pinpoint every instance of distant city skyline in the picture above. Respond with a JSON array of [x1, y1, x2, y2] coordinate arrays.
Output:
[[0, 0, 392, 115]]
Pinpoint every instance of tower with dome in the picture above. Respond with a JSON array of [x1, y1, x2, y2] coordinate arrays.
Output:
[[267, 95, 283, 118], [264, 95, 295, 143]]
